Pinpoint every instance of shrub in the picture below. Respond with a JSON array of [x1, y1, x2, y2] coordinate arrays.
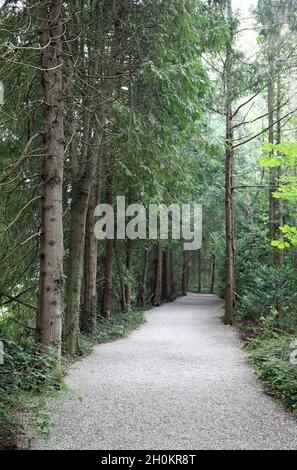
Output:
[[0, 339, 62, 449], [237, 263, 297, 330], [248, 335, 297, 413], [92, 308, 146, 344]]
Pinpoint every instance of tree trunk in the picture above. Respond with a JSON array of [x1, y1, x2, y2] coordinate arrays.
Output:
[[181, 250, 189, 296], [81, 183, 98, 334], [210, 253, 216, 294], [35, 0, 64, 361], [65, 185, 90, 352], [153, 244, 162, 306], [114, 240, 127, 312], [125, 238, 132, 310], [268, 77, 277, 260], [162, 248, 172, 302], [64, 11, 124, 352], [275, 77, 284, 266], [197, 249, 202, 293], [101, 173, 113, 319], [224, 8, 235, 324], [170, 250, 176, 299], [224, 107, 234, 325], [137, 247, 149, 306]]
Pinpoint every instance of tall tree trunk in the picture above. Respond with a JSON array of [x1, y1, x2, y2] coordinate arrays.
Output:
[[101, 173, 113, 319], [275, 77, 284, 266], [65, 183, 91, 352], [137, 247, 149, 306], [162, 248, 172, 302], [210, 253, 216, 294], [197, 249, 202, 293], [81, 183, 98, 334], [224, 5, 235, 324], [181, 250, 189, 296], [64, 11, 124, 352], [170, 250, 176, 299], [224, 107, 234, 324], [125, 238, 132, 310], [153, 244, 162, 306], [268, 76, 277, 263], [36, 0, 64, 361], [114, 240, 127, 312]]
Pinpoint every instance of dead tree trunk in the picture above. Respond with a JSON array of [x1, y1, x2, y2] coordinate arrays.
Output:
[[36, 0, 64, 360]]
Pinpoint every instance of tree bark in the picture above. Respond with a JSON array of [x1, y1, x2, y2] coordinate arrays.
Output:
[[65, 183, 90, 352], [224, 107, 234, 324], [275, 77, 284, 266], [137, 247, 149, 306], [101, 173, 113, 319], [162, 248, 173, 302], [114, 240, 127, 312], [223, 5, 235, 324], [210, 253, 216, 294], [268, 77, 277, 255], [125, 238, 132, 310], [197, 249, 202, 293], [153, 244, 163, 306], [35, 0, 64, 361], [81, 183, 98, 334], [181, 250, 189, 296], [64, 10, 124, 352]]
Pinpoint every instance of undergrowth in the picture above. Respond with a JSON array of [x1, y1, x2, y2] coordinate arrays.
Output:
[[0, 307, 146, 449], [247, 335, 297, 414], [94, 308, 146, 343], [0, 340, 65, 449], [235, 263, 297, 415]]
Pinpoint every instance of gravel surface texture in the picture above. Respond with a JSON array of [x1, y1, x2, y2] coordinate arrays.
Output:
[[32, 294, 297, 450]]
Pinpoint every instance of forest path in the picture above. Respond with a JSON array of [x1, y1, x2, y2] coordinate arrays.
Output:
[[32, 294, 297, 450]]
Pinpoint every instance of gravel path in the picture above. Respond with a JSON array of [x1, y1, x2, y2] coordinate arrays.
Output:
[[32, 294, 297, 450]]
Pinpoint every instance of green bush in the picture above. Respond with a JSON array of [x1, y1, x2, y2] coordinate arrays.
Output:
[[0, 339, 63, 449], [0, 308, 146, 448], [92, 308, 146, 344], [237, 263, 297, 329], [248, 335, 297, 413]]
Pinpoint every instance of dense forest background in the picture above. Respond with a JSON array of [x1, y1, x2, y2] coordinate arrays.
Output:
[[1, 0, 297, 448]]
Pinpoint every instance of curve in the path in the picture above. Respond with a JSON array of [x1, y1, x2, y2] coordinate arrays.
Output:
[[32, 294, 297, 450]]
